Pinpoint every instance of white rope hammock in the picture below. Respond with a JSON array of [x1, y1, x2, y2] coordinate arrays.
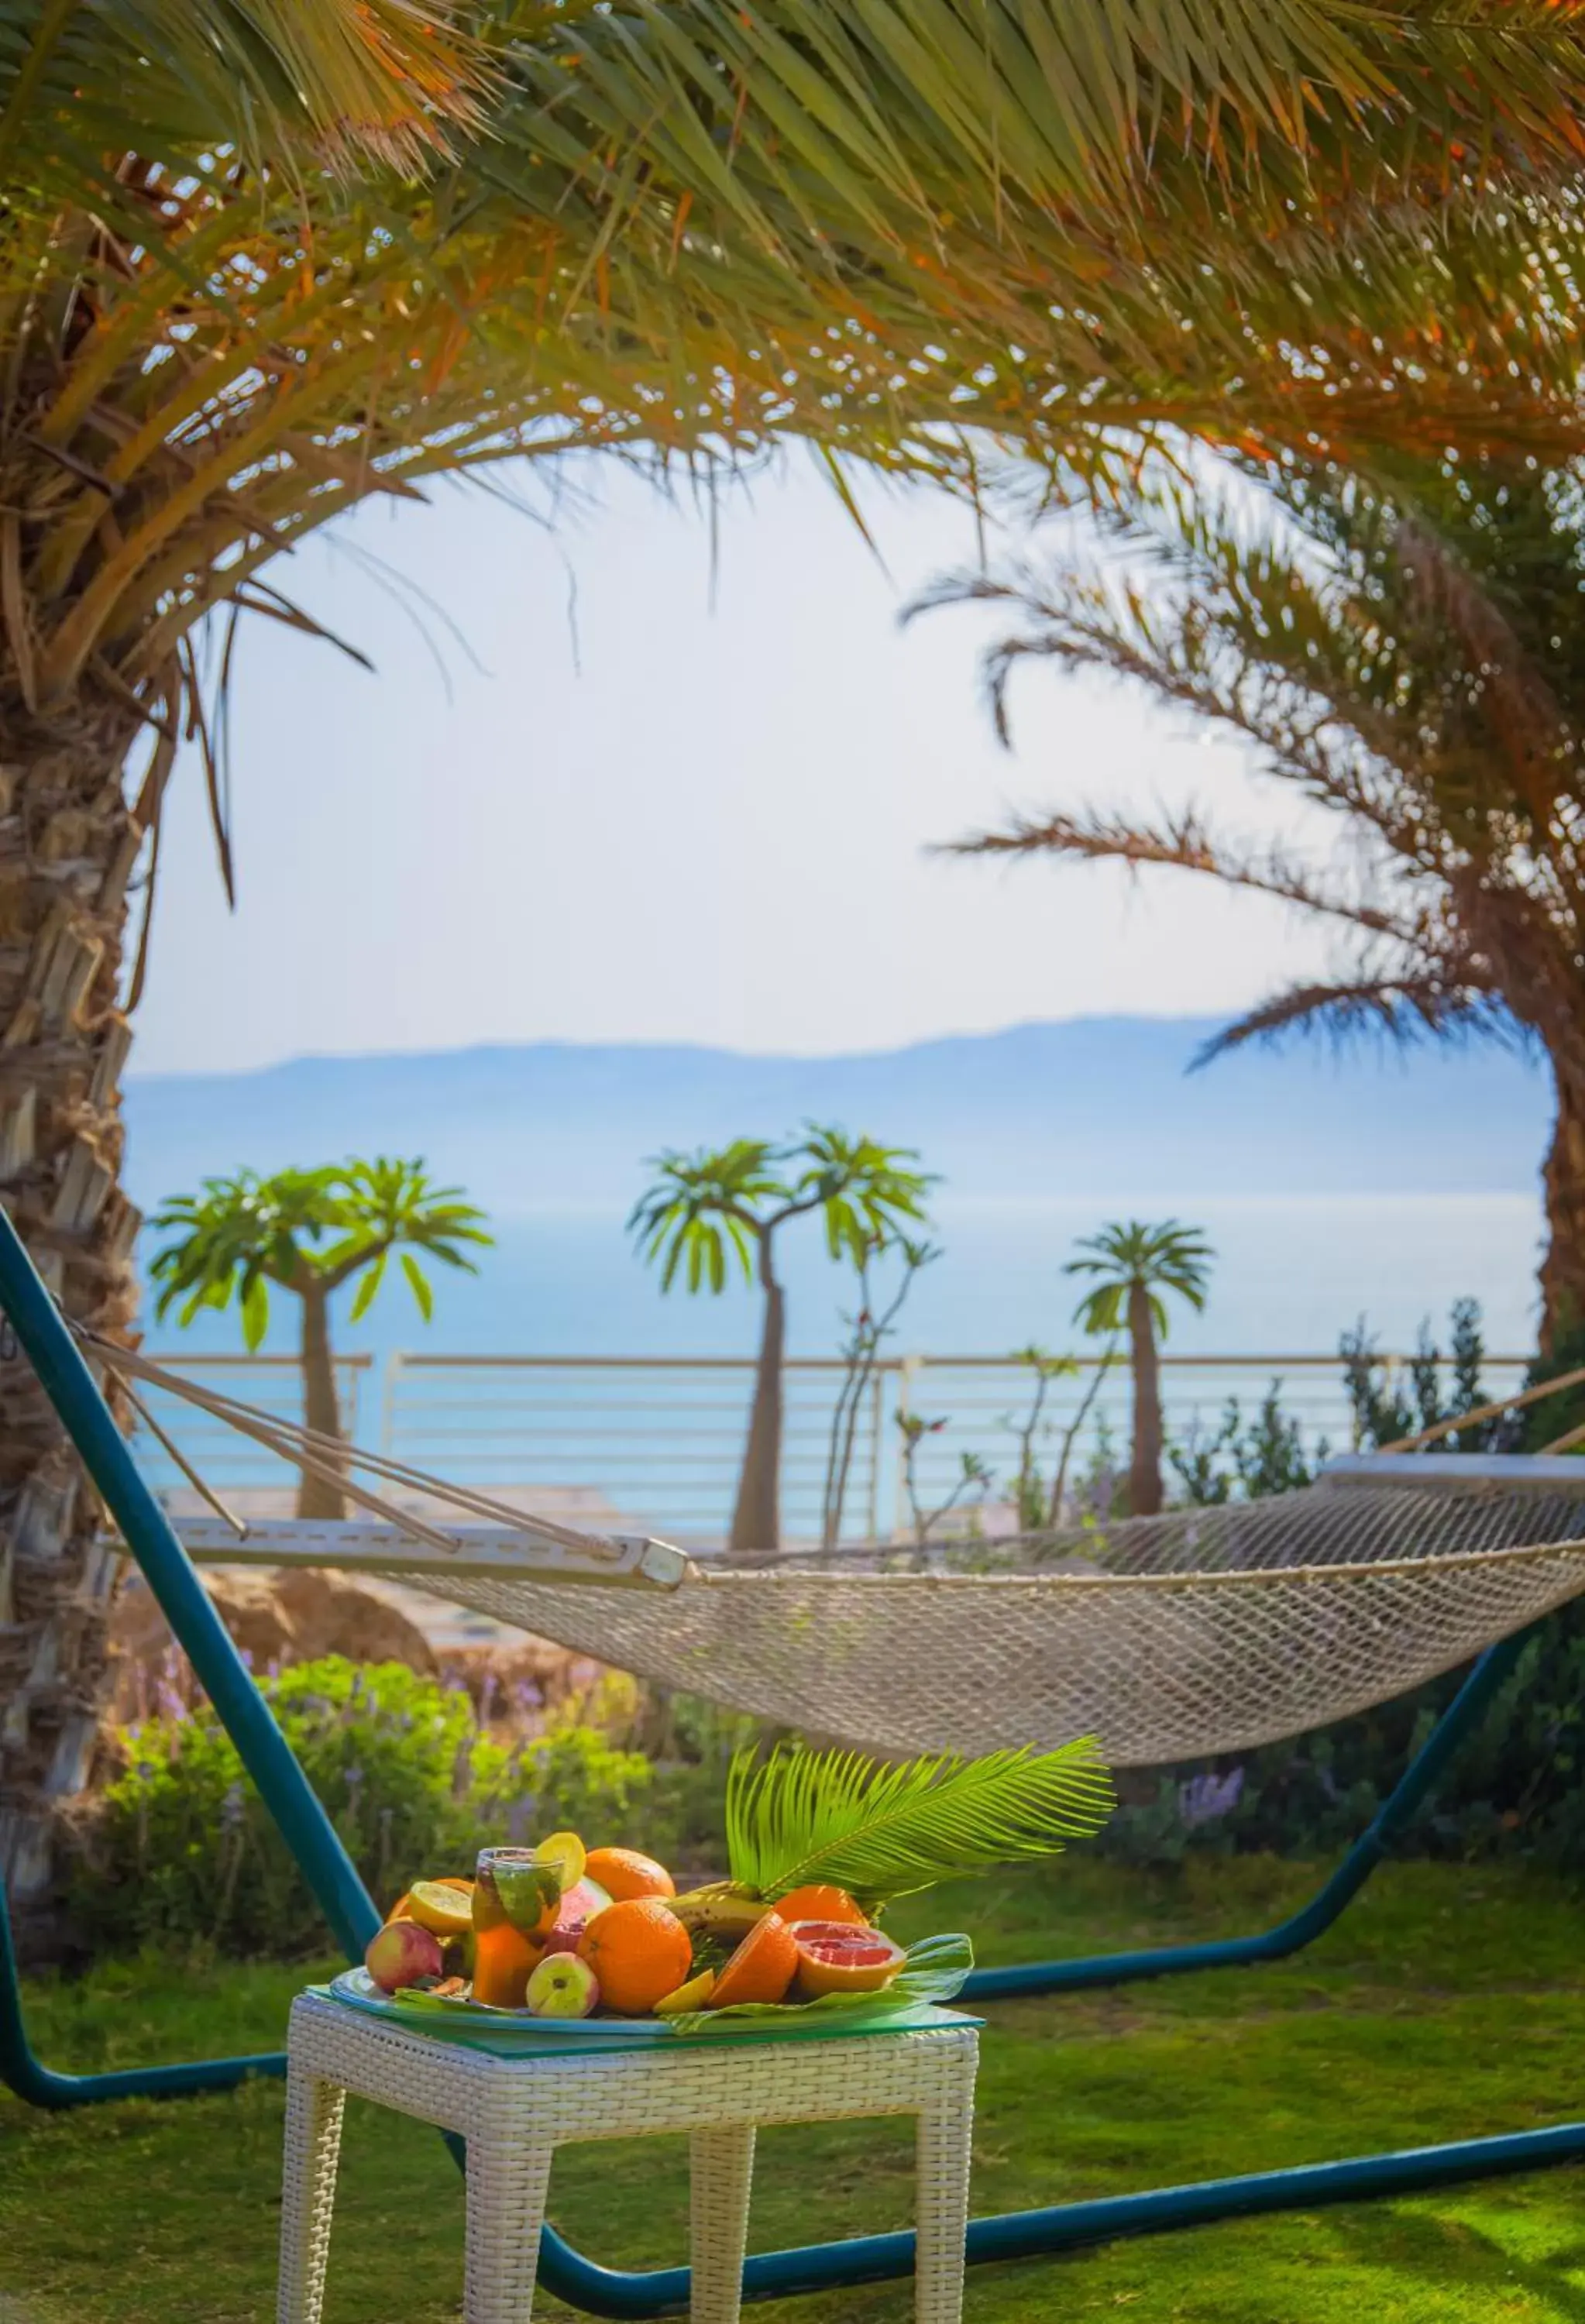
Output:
[[91, 1333, 1585, 1766]]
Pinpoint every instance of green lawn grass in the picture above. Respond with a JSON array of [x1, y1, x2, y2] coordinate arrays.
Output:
[[3, 1858, 1583, 2323]]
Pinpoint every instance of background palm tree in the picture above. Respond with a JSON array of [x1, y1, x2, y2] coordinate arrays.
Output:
[[630, 1128, 932, 1550], [7, 0, 1585, 1947], [921, 452, 1585, 1352], [1067, 1221, 1213, 1516], [150, 1159, 490, 1518]]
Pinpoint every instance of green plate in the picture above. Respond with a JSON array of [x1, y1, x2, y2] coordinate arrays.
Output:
[[320, 1930, 978, 2051]]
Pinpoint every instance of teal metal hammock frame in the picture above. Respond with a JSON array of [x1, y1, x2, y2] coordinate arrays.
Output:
[[2, 1208, 1582, 2316]]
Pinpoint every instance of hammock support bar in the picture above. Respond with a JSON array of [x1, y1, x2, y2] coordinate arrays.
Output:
[[3, 1204, 1583, 2316], [0, 1873, 283, 2106]]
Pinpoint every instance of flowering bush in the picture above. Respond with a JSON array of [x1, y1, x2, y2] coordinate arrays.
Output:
[[71, 1655, 652, 1958]]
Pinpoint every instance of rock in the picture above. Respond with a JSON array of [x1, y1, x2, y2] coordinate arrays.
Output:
[[107, 1563, 438, 1720], [268, 1568, 438, 1674], [443, 1639, 600, 1725], [105, 1559, 617, 1745], [207, 1570, 300, 1669]]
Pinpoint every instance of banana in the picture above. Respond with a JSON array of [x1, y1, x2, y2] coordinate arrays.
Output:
[[668, 1882, 768, 1941]]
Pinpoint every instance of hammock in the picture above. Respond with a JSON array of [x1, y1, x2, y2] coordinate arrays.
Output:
[[95, 1336, 1585, 1767]]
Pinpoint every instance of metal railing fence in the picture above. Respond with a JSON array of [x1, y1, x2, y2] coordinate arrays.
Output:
[[129, 1347, 1533, 1543]]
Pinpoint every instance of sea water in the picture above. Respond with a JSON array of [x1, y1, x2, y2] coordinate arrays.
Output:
[[139, 1189, 1545, 1364]]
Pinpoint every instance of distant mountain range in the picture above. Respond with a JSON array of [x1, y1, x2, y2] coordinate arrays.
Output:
[[122, 1016, 1550, 1213]]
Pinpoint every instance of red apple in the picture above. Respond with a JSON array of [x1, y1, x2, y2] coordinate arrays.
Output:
[[365, 1919, 445, 1993]]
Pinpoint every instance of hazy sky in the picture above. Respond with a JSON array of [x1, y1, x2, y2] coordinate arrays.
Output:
[[133, 456, 1338, 1075]]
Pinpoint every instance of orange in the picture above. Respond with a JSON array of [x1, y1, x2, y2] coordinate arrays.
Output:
[[584, 1846, 676, 1902], [577, 1898, 693, 2015], [770, 1884, 868, 1927], [709, 1910, 799, 2008], [789, 1920, 904, 1999]]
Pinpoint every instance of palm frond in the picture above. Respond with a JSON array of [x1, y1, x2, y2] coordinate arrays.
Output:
[[1195, 977, 1524, 1064], [524, 0, 1585, 241], [724, 1742, 1113, 1909], [0, 0, 490, 196], [944, 805, 1428, 949], [13, 0, 1585, 1054]]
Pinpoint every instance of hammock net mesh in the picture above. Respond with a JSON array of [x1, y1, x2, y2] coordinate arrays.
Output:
[[105, 1336, 1585, 1767], [378, 1474, 1585, 1765]]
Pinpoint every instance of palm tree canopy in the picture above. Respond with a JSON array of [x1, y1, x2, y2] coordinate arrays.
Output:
[[924, 449, 1585, 1081], [10, 2, 1585, 1023], [12, 0, 1585, 741], [447, 0, 1585, 481], [627, 1140, 789, 1294], [150, 1157, 489, 1346], [320, 1157, 493, 1322], [629, 1126, 934, 1294], [523, 0, 1585, 220], [1066, 1219, 1215, 1339], [0, 0, 492, 203], [920, 446, 1585, 1344], [788, 1126, 935, 1267]]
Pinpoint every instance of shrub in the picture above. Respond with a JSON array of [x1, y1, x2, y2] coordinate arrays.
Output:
[[71, 1656, 652, 1958], [639, 1689, 766, 1871], [1339, 1298, 1509, 1452], [1169, 1382, 1325, 1504]]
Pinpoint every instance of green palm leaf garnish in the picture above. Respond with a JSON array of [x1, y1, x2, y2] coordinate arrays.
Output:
[[724, 1741, 1113, 1910]]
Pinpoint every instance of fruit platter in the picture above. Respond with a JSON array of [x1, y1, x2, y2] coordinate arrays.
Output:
[[326, 1738, 1111, 2047]]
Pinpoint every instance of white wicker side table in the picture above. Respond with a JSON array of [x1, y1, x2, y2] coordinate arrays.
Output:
[[278, 1989, 978, 2324]]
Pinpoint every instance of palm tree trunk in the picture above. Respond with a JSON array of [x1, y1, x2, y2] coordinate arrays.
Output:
[[297, 1284, 348, 1521], [1127, 1282, 1164, 1516], [1539, 1068, 1585, 1356], [0, 696, 146, 1960], [729, 1242, 785, 1553]]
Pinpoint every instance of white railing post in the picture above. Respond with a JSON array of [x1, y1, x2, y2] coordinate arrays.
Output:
[[382, 1352, 403, 1463], [342, 1355, 366, 1446]]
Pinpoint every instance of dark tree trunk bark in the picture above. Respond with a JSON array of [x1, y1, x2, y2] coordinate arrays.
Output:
[[297, 1284, 347, 1521], [0, 693, 146, 1961], [730, 1244, 785, 1553], [1127, 1281, 1164, 1517], [1539, 1068, 1585, 1357]]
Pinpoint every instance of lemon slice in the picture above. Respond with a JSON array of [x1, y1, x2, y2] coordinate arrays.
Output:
[[655, 1968, 716, 2016], [404, 1880, 477, 1937], [533, 1831, 586, 1898]]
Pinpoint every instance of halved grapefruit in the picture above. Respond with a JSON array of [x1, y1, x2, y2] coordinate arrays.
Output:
[[789, 1920, 906, 1999]]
